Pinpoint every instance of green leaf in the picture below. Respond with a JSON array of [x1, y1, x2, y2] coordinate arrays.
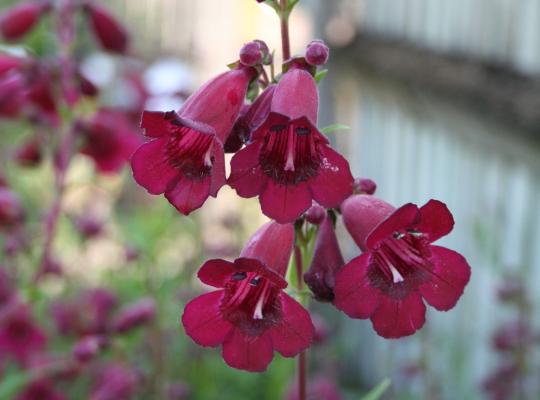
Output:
[[360, 378, 391, 400], [0, 371, 32, 400], [320, 124, 350, 134], [314, 69, 328, 83]]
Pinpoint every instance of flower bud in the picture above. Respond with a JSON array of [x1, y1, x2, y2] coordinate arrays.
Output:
[[305, 40, 329, 66], [113, 298, 156, 333], [352, 177, 377, 195], [239, 41, 262, 67], [341, 194, 395, 251], [0, 1, 50, 40], [73, 335, 103, 363], [0, 187, 25, 231], [14, 137, 43, 167], [83, 2, 129, 54], [74, 215, 103, 239], [304, 216, 344, 302], [305, 203, 326, 225], [253, 39, 271, 65]]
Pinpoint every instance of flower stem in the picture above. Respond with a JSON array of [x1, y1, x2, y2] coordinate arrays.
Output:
[[293, 244, 306, 400], [279, 0, 291, 62]]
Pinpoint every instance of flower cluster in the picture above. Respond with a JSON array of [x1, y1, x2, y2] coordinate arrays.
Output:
[[126, 11, 472, 370]]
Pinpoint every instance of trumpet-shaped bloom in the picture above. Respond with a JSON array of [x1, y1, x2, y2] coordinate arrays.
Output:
[[228, 67, 353, 223], [182, 222, 314, 372], [334, 195, 471, 338]]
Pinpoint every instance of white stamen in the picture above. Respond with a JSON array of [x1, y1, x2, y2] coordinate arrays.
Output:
[[253, 295, 264, 319], [203, 145, 213, 167], [389, 265, 404, 283], [284, 149, 295, 171]]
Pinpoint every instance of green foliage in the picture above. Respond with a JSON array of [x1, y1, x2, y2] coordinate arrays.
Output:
[[360, 378, 391, 400]]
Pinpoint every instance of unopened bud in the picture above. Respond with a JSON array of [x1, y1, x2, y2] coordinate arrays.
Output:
[[305, 40, 329, 66], [353, 177, 377, 195], [305, 204, 326, 225], [113, 298, 156, 333], [239, 41, 263, 67]]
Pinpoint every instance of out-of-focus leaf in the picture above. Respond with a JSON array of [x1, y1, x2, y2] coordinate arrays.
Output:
[[360, 378, 391, 400], [0, 371, 32, 400], [320, 124, 350, 134]]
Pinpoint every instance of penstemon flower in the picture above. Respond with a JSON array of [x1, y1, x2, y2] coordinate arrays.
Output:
[[182, 221, 314, 372], [131, 66, 256, 215], [228, 65, 354, 223], [334, 195, 471, 338]]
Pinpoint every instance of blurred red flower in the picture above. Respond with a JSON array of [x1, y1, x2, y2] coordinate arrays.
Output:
[[83, 2, 129, 54], [0, 1, 50, 41], [334, 195, 471, 338]]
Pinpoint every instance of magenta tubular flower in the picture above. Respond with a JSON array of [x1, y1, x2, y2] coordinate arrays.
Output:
[[334, 195, 471, 338], [16, 379, 66, 400], [0, 301, 46, 364], [80, 108, 143, 174], [113, 297, 156, 333], [83, 2, 129, 54], [182, 221, 314, 372], [304, 215, 344, 302], [228, 67, 353, 223], [91, 364, 138, 400], [0, 187, 25, 231], [132, 67, 254, 215], [0, 1, 49, 40]]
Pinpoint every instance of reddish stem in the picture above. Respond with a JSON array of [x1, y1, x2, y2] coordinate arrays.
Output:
[[280, 0, 291, 62], [293, 244, 306, 400]]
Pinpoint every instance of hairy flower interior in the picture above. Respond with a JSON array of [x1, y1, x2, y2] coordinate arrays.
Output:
[[259, 123, 321, 185], [165, 126, 214, 179], [220, 271, 281, 336], [369, 230, 432, 296]]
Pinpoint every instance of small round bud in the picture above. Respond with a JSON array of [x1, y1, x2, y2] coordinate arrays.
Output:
[[305, 40, 329, 66], [73, 335, 102, 363], [239, 42, 262, 67], [305, 204, 326, 225], [253, 39, 271, 65], [353, 177, 377, 195]]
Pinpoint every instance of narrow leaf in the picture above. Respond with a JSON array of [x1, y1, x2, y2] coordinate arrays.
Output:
[[320, 124, 350, 134], [360, 378, 391, 400], [0, 371, 32, 400], [314, 69, 328, 83]]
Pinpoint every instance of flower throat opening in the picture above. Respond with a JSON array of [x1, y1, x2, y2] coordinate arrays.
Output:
[[165, 126, 214, 179]]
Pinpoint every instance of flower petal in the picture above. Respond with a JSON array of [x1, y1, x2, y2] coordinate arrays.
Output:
[[140, 111, 178, 138], [260, 181, 311, 224], [310, 147, 353, 208], [197, 259, 235, 288], [222, 329, 274, 372], [333, 253, 381, 318], [131, 138, 179, 195], [419, 245, 471, 311], [181, 290, 232, 347], [270, 293, 313, 357], [165, 174, 211, 215], [209, 141, 226, 197], [370, 292, 426, 339], [366, 203, 420, 250], [228, 142, 267, 198], [417, 200, 455, 243]]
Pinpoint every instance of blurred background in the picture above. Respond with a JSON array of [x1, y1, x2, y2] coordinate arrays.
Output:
[[1, 0, 540, 399]]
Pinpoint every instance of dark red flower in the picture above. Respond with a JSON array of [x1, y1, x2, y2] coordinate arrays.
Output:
[[16, 379, 66, 400], [0, 301, 46, 364], [0, 187, 25, 231], [80, 108, 143, 174], [83, 2, 129, 54], [0, 71, 27, 117], [132, 67, 254, 215], [182, 221, 314, 372], [304, 214, 344, 302], [286, 375, 343, 400], [334, 195, 471, 338], [73, 335, 104, 363], [91, 364, 138, 400], [14, 136, 43, 167], [0, 1, 50, 40], [228, 66, 353, 223], [0, 266, 14, 305], [113, 297, 156, 333]]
